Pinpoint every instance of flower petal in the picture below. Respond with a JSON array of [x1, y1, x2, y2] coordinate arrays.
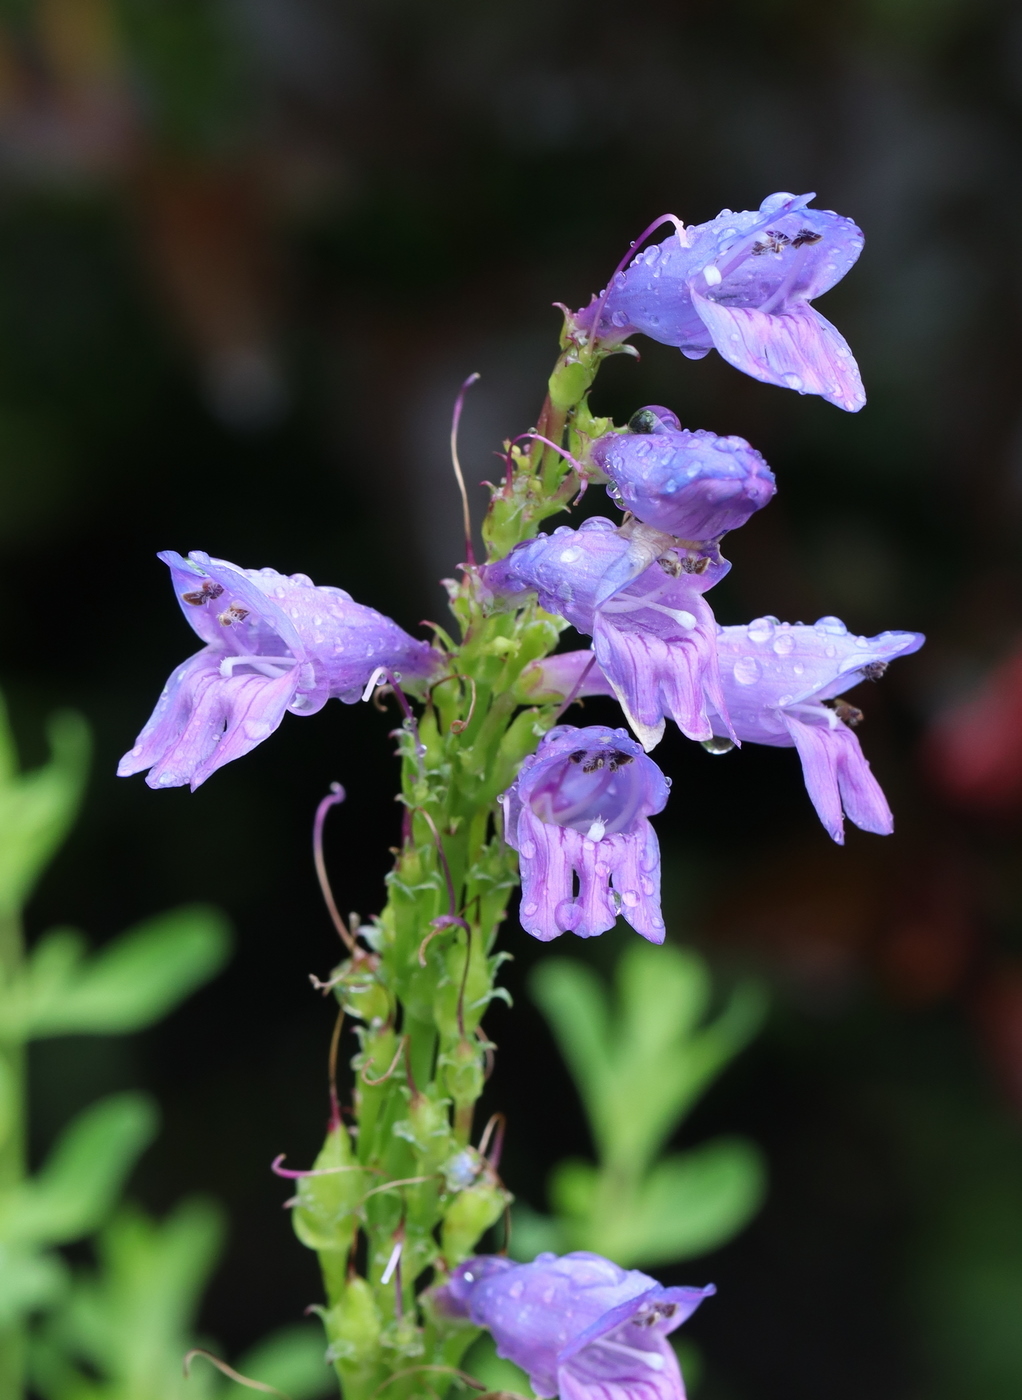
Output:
[[691, 293, 865, 412], [781, 711, 893, 843], [117, 650, 221, 779]]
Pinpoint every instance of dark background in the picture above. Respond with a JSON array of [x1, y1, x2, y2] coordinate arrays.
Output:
[[4, 1, 1022, 1397]]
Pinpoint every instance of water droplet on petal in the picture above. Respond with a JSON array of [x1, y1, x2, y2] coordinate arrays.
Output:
[[560, 546, 582, 563], [520, 840, 537, 859], [747, 617, 775, 643], [701, 736, 735, 755], [782, 372, 804, 391], [733, 656, 761, 685], [773, 633, 795, 655], [611, 310, 628, 327], [815, 615, 848, 634], [621, 890, 640, 907], [793, 662, 805, 675], [523, 902, 539, 916]]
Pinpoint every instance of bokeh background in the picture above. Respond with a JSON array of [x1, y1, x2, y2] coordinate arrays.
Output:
[[4, 1, 1022, 1396]]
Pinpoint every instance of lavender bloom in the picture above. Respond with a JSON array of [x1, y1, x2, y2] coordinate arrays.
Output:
[[707, 616, 923, 841], [118, 550, 440, 790], [577, 193, 865, 412], [437, 1251, 713, 1400], [592, 406, 776, 541], [532, 617, 924, 844], [482, 517, 733, 748], [501, 726, 669, 942]]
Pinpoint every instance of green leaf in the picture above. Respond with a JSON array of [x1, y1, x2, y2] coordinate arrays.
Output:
[[0, 700, 90, 919], [236, 1324, 336, 1400], [528, 958, 611, 1113], [0, 1093, 157, 1247], [0, 1244, 66, 1327], [0, 1053, 15, 1153], [32, 1198, 225, 1400], [531, 944, 766, 1178], [9, 905, 231, 1039], [549, 1138, 767, 1268]]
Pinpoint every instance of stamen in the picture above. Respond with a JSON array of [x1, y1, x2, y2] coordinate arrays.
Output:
[[361, 665, 388, 702], [381, 1240, 403, 1285], [219, 654, 295, 678], [758, 244, 809, 316], [592, 1339, 665, 1371], [601, 595, 697, 630]]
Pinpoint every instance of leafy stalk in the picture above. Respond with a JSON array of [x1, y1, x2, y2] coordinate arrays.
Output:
[[294, 323, 609, 1400]]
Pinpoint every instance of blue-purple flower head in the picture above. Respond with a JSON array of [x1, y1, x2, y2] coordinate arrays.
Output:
[[438, 1251, 713, 1400], [577, 193, 865, 412], [501, 725, 669, 943], [709, 615, 924, 842], [118, 551, 440, 790], [482, 518, 733, 749], [591, 406, 776, 541], [529, 616, 924, 844]]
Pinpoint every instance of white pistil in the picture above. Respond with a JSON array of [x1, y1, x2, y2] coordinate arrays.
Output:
[[219, 655, 295, 678], [593, 1339, 665, 1371], [361, 665, 388, 702], [587, 818, 606, 842], [702, 264, 722, 286]]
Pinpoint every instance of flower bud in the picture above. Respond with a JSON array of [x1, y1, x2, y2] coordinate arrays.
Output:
[[441, 1170, 512, 1265], [592, 412, 775, 542], [438, 1037, 485, 1116], [393, 1090, 456, 1175], [323, 1276, 383, 1383], [292, 1120, 365, 1252], [331, 951, 392, 1025]]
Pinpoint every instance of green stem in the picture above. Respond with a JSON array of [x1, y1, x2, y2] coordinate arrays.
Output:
[[297, 325, 616, 1398]]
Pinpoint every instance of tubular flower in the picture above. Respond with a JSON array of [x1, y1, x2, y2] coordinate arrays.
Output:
[[118, 550, 440, 790], [710, 616, 924, 840], [591, 405, 776, 541], [576, 193, 865, 412], [436, 1251, 713, 1400], [482, 517, 733, 748], [531, 617, 925, 843], [500, 725, 670, 943]]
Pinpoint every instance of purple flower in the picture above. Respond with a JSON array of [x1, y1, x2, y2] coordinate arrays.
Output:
[[437, 1251, 713, 1400], [591, 406, 776, 541], [531, 616, 924, 844], [482, 518, 733, 748], [708, 616, 924, 841], [500, 725, 669, 942], [118, 550, 440, 790], [577, 193, 865, 412]]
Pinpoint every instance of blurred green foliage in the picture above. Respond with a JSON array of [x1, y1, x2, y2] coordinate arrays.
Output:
[[0, 688, 330, 1399], [513, 942, 766, 1268]]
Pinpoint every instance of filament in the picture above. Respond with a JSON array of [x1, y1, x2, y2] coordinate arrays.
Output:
[[313, 784, 355, 952], [183, 1349, 289, 1398], [450, 372, 480, 567], [593, 1339, 665, 1371], [589, 213, 685, 346]]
